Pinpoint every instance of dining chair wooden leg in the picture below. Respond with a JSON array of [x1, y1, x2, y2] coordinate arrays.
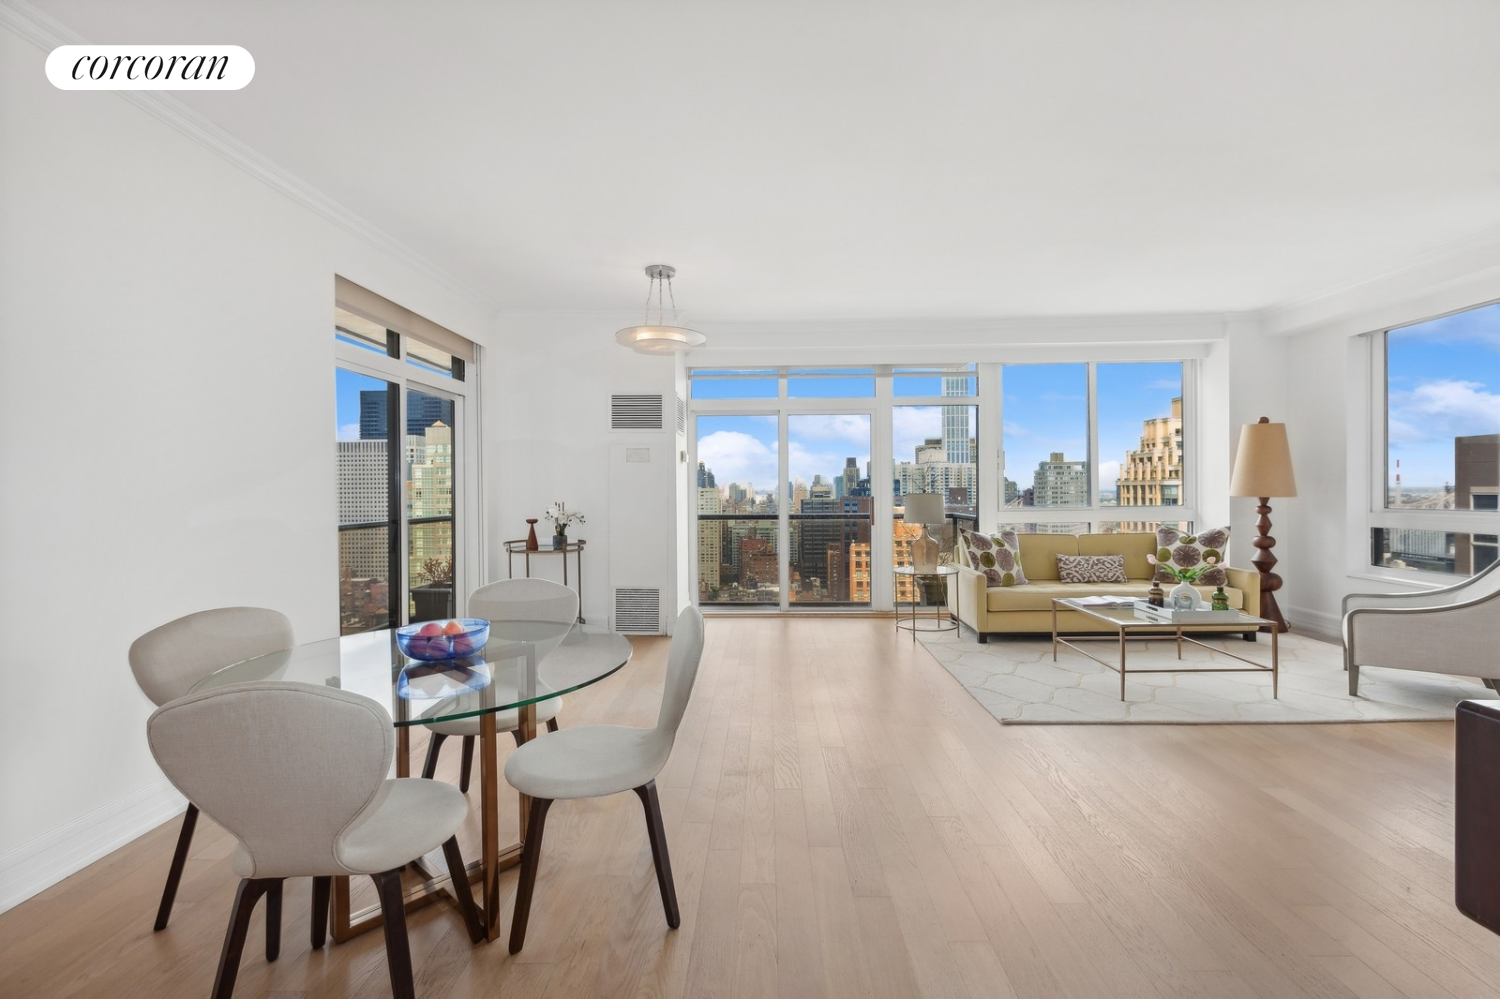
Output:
[[154, 802, 199, 930], [634, 781, 680, 929], [264, 879, 282, 961], [545, 717, 559, 733], [440, 836, 484, 943], [371, 869, 416, 999], [420, 733, 448, 780], [459, 736, 475, 793], [310, 876, 331, 949], [508, 797, 554, 954], [210, 877, 274, 999]]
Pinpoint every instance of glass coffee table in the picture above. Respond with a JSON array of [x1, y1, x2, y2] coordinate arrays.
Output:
[[1051, 597, 1278, 701]]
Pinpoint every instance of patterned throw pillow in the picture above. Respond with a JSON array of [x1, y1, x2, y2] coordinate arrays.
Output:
[[1153, 526, 1229, 586], [1056, 553, 1128, 584], [960, 528, 1029, 586]]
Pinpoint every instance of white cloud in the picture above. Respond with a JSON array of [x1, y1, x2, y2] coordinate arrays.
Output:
[[1388, 378, 1499, 486], [1389, 379, 1499, 442], [1100, 459, 1121, 486], [337, 422, 361, 441], [698, 430, 779, 493]]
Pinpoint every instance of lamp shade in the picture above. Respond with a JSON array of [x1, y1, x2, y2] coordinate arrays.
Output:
[[903, 493, 945, 526], [1229, 419, 1298, 498]]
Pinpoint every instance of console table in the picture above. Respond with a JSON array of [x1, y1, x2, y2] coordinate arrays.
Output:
[[503, 539, 586, 623]]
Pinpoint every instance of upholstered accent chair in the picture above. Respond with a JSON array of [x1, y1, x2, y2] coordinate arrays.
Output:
[[1343, 560, 1500, 695], [148, 681, 481, 999], [419, 578, 579, 790], [129, 606, 294, 931], [505, 607, 705, 954]]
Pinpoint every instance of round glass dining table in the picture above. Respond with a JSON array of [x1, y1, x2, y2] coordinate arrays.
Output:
[[190, 621, 633, 944]]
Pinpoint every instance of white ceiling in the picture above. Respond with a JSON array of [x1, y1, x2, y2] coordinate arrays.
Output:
[[29, 0, 1500, 319]]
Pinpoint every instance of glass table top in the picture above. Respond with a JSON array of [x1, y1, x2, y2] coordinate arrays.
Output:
[[1055, 598, 1271, 629], [188, 621, 633, 727]]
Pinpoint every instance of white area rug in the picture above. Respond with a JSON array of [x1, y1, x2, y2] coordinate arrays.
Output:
[[917, 628, 1496, 724]]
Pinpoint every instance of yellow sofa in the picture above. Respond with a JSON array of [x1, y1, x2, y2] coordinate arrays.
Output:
[[952, 532, 1261, 642]]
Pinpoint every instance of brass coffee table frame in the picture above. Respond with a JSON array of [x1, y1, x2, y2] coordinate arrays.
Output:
[[1050, 598, 1279, 701]]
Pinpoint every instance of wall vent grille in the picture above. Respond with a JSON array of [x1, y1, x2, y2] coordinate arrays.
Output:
[[614, 588, 662, 634], [610, 394, 664, 431], [675, 396, 686, 435]]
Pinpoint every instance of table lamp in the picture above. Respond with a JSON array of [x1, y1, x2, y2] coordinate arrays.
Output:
[[904, 493, 945, 574], [1229, 417, 1297, 633]]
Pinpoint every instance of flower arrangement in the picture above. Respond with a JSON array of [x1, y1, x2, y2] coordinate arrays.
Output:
[[1146, 552, 1220, 584], [543, 501, 585, 537]]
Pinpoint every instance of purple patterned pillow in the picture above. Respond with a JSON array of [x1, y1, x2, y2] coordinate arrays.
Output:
[[1153, 526, 1229, 586], [1056, 554, 1128, 584], [960, 528, 1028, 586]]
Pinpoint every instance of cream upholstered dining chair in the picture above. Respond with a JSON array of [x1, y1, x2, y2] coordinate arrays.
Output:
[[148, 680, 482, 999], [129, 606, 294, 931], [506, 606, 704, 954], [1343, 559, 1500, 695], [419, 578, 579, 790]]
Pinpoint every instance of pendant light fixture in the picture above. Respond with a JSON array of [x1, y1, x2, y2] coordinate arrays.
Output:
[[615, 264, 707, 354]]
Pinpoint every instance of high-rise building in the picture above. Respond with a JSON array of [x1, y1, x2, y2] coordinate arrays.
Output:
[[841, 457, 860, 499], [407, 421, 454, 584], [1115, 396, 1183, 529], [697, 462, 716, 489], [942, 376, 971, 464], [1455, 433, 1499, 574], [1033, 452, 1088, 506], [697, 484, 723, 595], [359, 389, 452, 440]]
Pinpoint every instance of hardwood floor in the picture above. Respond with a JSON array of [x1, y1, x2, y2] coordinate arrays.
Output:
[[5, 618, 1496, 998]]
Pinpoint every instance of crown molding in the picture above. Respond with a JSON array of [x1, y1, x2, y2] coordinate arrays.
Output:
[[1259, 224, 1500, 337], [0, 0, 497, 313]]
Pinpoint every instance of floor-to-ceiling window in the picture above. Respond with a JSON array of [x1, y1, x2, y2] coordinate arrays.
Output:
[[334, 280, 475, 634], [690, 366, 979, 610]]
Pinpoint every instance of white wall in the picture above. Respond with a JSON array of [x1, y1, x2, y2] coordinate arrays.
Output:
[[485, 312, 678, 626], [0, 26, 491, 909], [1278, 247, 1500, 633]]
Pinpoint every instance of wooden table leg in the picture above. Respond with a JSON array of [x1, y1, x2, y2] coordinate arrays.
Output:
[[480, 710, 499, 941]]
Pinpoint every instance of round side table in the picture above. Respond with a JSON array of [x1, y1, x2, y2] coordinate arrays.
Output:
[[894, 564, 960, 639]]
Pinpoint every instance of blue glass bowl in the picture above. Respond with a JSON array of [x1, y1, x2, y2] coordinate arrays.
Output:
[[396, 619, 490, 662]]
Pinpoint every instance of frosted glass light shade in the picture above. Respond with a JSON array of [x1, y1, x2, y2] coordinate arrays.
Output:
[[615, 324, 706, 354], [1229, 420, 1298, 498]]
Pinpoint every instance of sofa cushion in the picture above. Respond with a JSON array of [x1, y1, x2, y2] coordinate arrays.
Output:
[[984, 580, 1244, 613], [1013, 533, 1078, 581], [1077, 532, 1157, 581], [1056, 553, 1128, 584], [961, 528, 1029, 586], [1153, 526, 1230, 587]]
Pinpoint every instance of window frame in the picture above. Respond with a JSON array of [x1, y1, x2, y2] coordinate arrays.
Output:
[[1354, 302, 1500, 584], [997, 359, 1198, 533], [335, 316, 478, 630]]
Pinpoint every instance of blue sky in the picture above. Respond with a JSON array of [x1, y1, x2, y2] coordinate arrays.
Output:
[[1386, 301, 1500, 490], [692, 365, 1184, 499]]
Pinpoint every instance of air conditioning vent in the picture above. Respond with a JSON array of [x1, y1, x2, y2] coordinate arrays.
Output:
[[614, 587, 662, 634], [675, 395, 686, 435], [611, 394, 664, 431]]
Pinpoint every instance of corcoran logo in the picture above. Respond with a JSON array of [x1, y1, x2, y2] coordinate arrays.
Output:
[[46, 45, 254, 90]]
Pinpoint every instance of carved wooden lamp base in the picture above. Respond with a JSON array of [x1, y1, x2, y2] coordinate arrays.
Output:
[[1252, 498, 1290, 634]]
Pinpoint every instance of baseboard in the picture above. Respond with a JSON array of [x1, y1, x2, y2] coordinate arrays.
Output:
[[1286, 604, 1342, 645], [0, 777, 187, 914]]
